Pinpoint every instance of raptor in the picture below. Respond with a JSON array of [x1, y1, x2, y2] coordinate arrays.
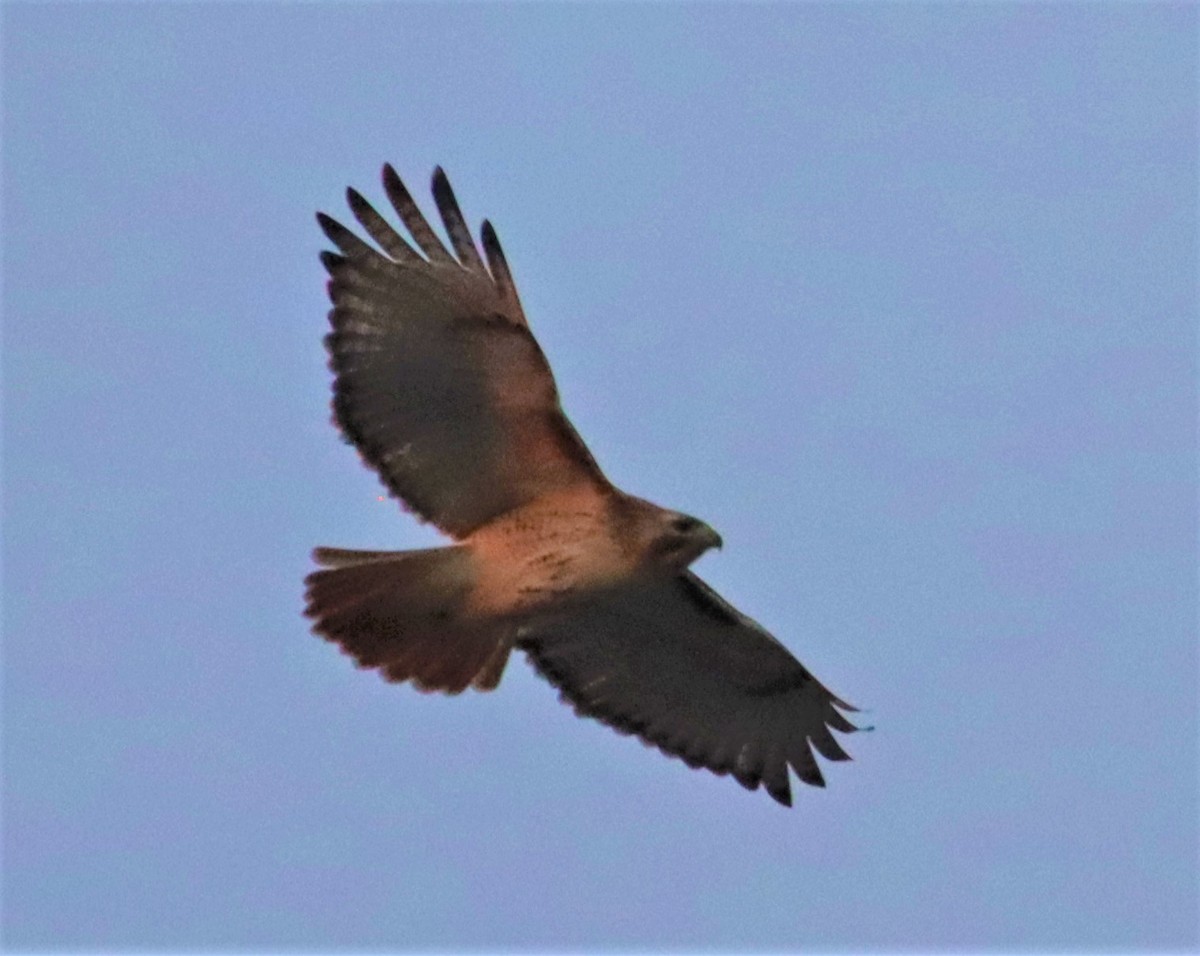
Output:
[[305, 165, 861, 806]]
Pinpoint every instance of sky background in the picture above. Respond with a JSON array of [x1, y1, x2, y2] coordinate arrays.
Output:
[[4, 3, 1197, 951]]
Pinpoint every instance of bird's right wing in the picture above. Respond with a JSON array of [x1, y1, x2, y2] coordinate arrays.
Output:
[[317, 165, 611, 539], [517, 571, 861, 807]]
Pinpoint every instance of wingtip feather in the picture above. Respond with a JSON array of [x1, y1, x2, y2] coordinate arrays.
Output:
[[381, 163, 453, 263], [430, 166, 486, 272], [767, 782, 794, 807], [316, 211, 338, 237], [318, 249, 344, 272]]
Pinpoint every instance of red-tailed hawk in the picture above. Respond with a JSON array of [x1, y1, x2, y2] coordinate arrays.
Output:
[[305, 165, 861, 806]]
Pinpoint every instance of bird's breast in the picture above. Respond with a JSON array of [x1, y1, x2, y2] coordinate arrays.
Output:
[[464, 490, 635, 615]]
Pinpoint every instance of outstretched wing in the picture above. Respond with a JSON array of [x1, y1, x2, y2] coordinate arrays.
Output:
[[517, 572, 860, 806], [317, 165, 610, 538]]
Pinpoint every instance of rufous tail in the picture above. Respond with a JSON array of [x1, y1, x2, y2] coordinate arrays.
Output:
[[303, 546, 512, 693]]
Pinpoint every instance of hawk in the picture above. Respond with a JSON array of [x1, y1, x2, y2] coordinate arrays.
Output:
[[304, 165, 862, 806]]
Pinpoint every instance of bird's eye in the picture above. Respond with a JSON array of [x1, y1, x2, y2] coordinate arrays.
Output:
[[671, 515, 699, 534]]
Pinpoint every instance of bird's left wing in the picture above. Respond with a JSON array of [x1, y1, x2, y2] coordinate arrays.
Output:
[[517, 572, 860, 806]]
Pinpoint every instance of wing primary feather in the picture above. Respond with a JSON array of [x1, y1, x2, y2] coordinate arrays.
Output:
[[381, 164, 455, 264], [346, 187, 422, 264], [316, 212, 389, 265], [787, 736, 826, 788], [431, 167, 487, 274], [825, 708, 859, 734], [319, 250, 346, 273], [760, 738, 794, 807], [809, 722, 852, 762], [480, 219, 527, 323]]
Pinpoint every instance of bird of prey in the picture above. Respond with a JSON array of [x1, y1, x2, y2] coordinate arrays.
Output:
[[304, 165, 861, 806]]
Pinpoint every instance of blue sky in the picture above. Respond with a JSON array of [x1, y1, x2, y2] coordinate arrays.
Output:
[[4, 3, 1196, 951]]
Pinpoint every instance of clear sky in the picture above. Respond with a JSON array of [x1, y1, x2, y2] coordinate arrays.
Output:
[[4, 3, 1196, 951]]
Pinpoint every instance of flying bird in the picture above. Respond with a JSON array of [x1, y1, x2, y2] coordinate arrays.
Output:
[[305, 165, 861, 806]]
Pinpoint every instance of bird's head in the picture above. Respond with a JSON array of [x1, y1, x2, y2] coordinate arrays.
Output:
[[648, 509, 724, 571]]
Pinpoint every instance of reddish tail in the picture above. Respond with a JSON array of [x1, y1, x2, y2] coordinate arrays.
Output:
[[304, 546, 512, 693]]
